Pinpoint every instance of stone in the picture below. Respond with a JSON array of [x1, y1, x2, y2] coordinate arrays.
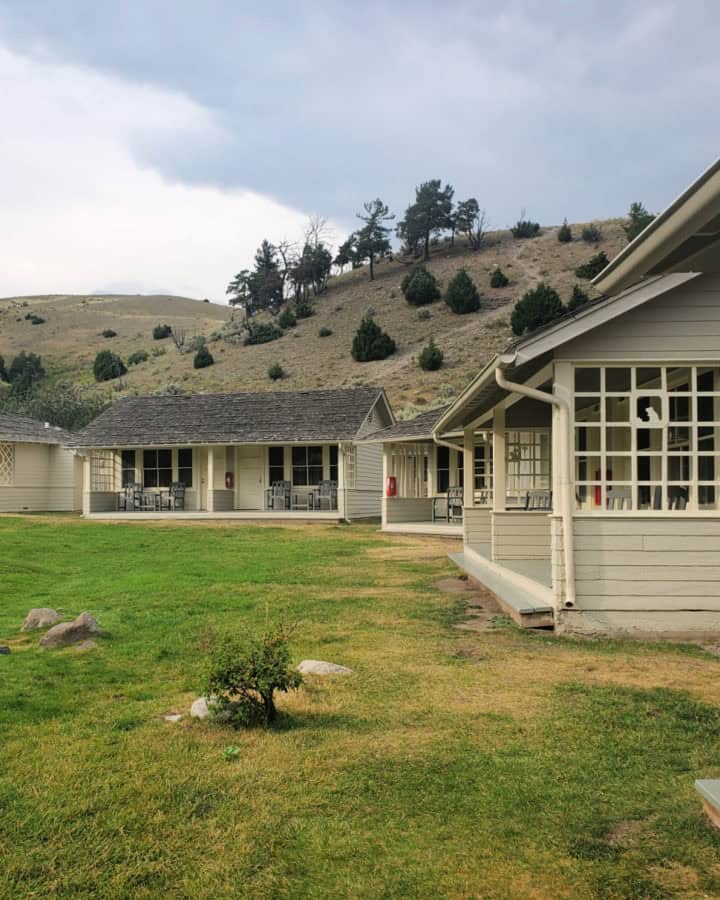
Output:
[[0, 647, 10, 655], [190, 696, 212, 720], [39, 613, 101, 648], [21, 608, 61, 631], [297, 659, 353, 676], [164, 714, 183, 723]]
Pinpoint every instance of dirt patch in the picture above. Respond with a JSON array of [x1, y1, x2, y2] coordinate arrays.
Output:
[[606, 818, 649, 846]]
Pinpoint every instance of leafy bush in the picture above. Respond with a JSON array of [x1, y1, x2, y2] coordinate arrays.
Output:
[[127, 350, 149, 366], [581, 223, 602, 243], [417, 308, 431, 320], [193, 346, 214, 369], [624, 202, 654, 242], [152, 323, 172, 340], [205, 624, 303, 726], [278, 307, 297, 329], [575, 251, 609, 280], [511, 219, 541, 239], [511, 283, 565, 336], [351, 315, 396, 362], [244, 321, 283, 346], [567, 284, 591, 312], [0, 378, 109, 429], [268, 362, 285, 380], [445, 269, 480, 314], [186, 334, 207, 354], [101, 329, 117, 338], [294, 298, 314, 319], [318, 327, 332, 337], [7, 352, 45, 393], [93, 350, 127, 382], [151, 345, 167, 357], [490, 267, 509, 288], [24, 313, 45, 325], [418, 340, 443, 371], [401, 266, 440, 306], [557, 219, 572, 243]]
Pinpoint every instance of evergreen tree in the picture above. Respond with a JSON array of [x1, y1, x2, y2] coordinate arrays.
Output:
[[454, 198, 486, 249], [401, 266, 440, 306], [355, 199, 394, 281], [351, 315, 396, 362], [624, 202, 655, 242], [333, 235, 357, 273], [193, 346, 214, 369], [490, 267, 509, 288], [93, 350, 127, 382], [581, 223, 602, 243], [418, 340, 443, 371], [511, 283, 565, 336], [0, 355, 7, 382], [511, 219, 541, 239], [567, 284, 590, 312], [226, 240, 284, 316], [557, 218, 572, 242], [575, 251, 609, 280], [8, 351, 46, 393], [397, 180, 454, 261], [445, 269, 481, 314]]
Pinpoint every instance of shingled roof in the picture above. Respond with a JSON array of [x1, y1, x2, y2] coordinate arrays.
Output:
[[362, 405, 451, 442], [68, 387, 389, 448], [0, 412, 73, 444]]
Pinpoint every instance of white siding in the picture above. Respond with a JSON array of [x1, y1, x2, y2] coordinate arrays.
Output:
[[0, 442, 78, 512], [345, 442, 383, 520], [557, 273, 720, 360], [385, 497, 433, 524], [492, 511, 552, 560], [463, 507, 492, 549]]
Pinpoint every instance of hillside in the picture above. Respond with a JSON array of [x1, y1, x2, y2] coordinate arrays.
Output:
[[0, 221, 627, 416]]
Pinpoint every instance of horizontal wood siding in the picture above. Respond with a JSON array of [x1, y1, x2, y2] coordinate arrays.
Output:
[[0, 443, 77, 512], [492, 511, 552, 560], [556, 517, 720, 611], [211, 489, 234, 512], [463, 507, 492, 549], [385, 497, 433, 524], [346, 443, 382, 520], [556, 273, 720, 360]]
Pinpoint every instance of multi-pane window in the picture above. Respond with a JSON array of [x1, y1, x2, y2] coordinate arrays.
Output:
[[268, 447, 285, 484], [436, 446, 450, 493], [344, 445, 357, 488], [506, 431, 551, 503], [292, 446, 323, 486], [178, 448, 193, 487], [329, 446, 338, 483], [143, 449, 172, 488], [0, 443, 15, 486], [91, 451, 115, 491], [573, 365, 720, 512], [474, 438, 493, 503], [120, 450, 136, 487]]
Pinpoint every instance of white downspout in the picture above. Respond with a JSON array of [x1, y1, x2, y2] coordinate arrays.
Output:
[[495, 361, 576, 609]]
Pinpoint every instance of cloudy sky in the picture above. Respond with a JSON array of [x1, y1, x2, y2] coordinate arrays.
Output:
[[0, 1, 718, 300]]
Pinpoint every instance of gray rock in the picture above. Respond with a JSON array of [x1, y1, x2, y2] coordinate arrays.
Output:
[[22, 608, 60, 631], [164, 713, 183, 723], [297, 659, 353, 676], [190, 696, 213, 720], [39, 613, 101, 648]]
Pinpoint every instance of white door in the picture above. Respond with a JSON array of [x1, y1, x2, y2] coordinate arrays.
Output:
[[235, 447, 264, 509]]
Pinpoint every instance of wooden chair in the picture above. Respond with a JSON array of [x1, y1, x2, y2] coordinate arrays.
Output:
[[606, 487, 632, 510], [316, 480, 338, 511], [525, 490, 553, 511], [171, 482, 186, 511], [117, 485, 134, 511], [668, 487, 688, 510], [268, 480, 291, 511], [446, 486, 464, 522]]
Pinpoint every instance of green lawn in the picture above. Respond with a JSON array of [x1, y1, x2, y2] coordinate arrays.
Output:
[[1, 517, 720, 898]]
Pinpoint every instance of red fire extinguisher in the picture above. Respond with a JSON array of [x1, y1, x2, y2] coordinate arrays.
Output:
[[225, 472, 234, 489], [594, 469, 611, 506], [386, 475, 397, 497]]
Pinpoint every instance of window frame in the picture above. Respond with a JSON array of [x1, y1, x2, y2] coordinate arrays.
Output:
[[143, 448, 173, 489], [291, 445, 324, 487], [120, 449, 136, 488], [505, 429, 551, 504]]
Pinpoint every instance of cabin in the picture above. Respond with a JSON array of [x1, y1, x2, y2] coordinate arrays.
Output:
[[0, 413, 81, 513], [68, 387, 392, 521], [432, 158, 720, 638]]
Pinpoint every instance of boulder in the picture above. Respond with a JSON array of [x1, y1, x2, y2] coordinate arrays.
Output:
[[297, 659, 353, 676], [22, 608, 60, 631], [190, 696, 213, 720], [39, 613, 101, 648]]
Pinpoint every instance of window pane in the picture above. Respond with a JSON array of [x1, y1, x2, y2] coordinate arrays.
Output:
[[178, 448, 193, 468], [698, 457, 717, 482], [668, 426, 691, 451], [606, 396, 630, 422], [667, 368, 692, 392], [605, 368, 631, 392], [308, 446, 323, 467], [293, 467, 308, 486], [575, 367, 600, 392], [269, 447, 284, 466], [178, 467, 193, 488], [436, 446, 449, 467], [636, 368, 662, 390], [697, 367, 720, 392], [636, 395, 663, 424], [121, 450, 135, 468], [638, 485, 663, 510], [636, 456, 662, 481], [637, 428, 662, 451], [606, 485, 632, 510], [292, 447, 307, 466], [669, 395, 690, 422], [575, 427, 600, 452], [575, 397, 600, 422], [308, 466, 323, 485], [667, 486, 690, 510], [158, 449, 172, 469], [606, 456, 632, 481], [668, 456, 691, 481], [699, 485, 718, 510], [698, 396, 720, 422], [606, 427, 631, 452], [143, 450, 157, 468], [144, 469, 158, 488], [158, 468, 172, 488], [437, 470, 449, 493], [699, 426, 720, 452], [575, 455, 601, 482]]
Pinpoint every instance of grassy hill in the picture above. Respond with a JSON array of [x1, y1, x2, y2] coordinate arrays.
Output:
[[0, 220, 627, 417]]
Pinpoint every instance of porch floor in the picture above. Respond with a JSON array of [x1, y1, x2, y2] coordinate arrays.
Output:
[[85, 510, 343, 522], [383, 522, 463, 538], [450, 544, 555, 629]]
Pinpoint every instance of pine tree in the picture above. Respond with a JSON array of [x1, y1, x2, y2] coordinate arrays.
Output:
[[351, 315, 396, 362], [557, 218, 572, 242], [93, 350, 127, 382], [575, 251, 609, 280], [355, 199, 394, 281], [624, 202, 654, 242], [418, 340, 443, 371], [511, 283, 565, 336], [490, 267, 509, 288], [567, 284, 590, 312], [397, 180, 454, 260], [401, 266, 440, 306], [445, 269, 481, 314]]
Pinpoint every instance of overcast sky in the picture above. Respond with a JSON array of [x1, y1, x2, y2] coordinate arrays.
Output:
[[1, 1, 718, 300]]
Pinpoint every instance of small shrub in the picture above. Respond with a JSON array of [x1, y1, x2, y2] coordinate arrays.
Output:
[[581, 223, 602, 243], [244, 321, 283, 346], [575, 251, 609, 280], [294, 298, 314, 319], [101, 329, 117, 339], [567, 284, 590, 312], [278, 307, 297, 329], [511, 283, 565, 336], [557, 219, 572, 243], [351, 315, 396, 362], [318, 327, 332, 337], [93, 350, 127, 382], [418, 340, 444, 371], [511, 219, 541, 239], [624, 201, 654, 242], [205, 624, 303, 726], [193, 346, 214, 369], [127, 350, 149, 366], [490, 267, 509, 288], [401, 266, 440, 306], [186, 334, 207, 354], [445, 269, 480, 315], [417, 308, 431, 320], [268, 362, 285, 380], [24, 313, 45, 325], [152, 323, 172, 340], [151, 345, 166, 357]]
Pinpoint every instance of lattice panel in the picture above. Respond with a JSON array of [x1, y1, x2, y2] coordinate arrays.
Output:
[[91, 450, 115, 491], [0, 443, 14, 486]]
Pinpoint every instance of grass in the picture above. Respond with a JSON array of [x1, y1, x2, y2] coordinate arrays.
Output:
[[1, 517, 720, 898]]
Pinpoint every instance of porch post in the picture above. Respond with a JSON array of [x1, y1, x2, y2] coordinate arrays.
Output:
[[82, 453, 91, 516], [463, 427, 474, 508], [492, 407, 506, 513], [427, 444, 436, 497], [206, 447, 215, 512], [382, 444, 390, 527]]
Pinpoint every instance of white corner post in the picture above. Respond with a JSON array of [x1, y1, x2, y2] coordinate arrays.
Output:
[[492, 407, 506, 514], [82, 453, 91, 516], [463, 427, 474, 508], [206, 446, 215, 513], [382, 443, 391, 527]]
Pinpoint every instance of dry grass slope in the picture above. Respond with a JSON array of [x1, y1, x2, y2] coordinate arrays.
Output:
[[0, 221, 626, 414]]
